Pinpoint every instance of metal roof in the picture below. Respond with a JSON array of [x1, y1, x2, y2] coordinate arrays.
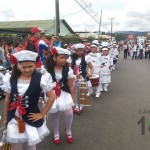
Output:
[[0, 19, 74, 34]]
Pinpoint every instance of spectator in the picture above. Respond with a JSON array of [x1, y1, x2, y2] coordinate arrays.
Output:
[[24, 27, 56, 68]]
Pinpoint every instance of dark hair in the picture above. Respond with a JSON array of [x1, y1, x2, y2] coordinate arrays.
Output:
[[10, 64, 21, 80], [45, 54, 69, 73], [71, 51, 85, 63], [45, 54, 57, 73]]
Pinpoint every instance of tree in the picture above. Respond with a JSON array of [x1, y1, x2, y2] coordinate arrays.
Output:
[[87, 36, 95, 42], [115, 33, 127, 42]]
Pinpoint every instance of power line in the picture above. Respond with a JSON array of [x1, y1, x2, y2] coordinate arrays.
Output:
[[75, 0, 110, 32], [61, 9, 83, 18]]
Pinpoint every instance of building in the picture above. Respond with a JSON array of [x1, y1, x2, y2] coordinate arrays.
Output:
[[0, 19, 74, 36], [76, 32, 111, 42]]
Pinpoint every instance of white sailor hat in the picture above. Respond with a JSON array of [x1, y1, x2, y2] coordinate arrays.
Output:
[[91, 40, 99, 48], [92, 40, 99, 44], [52, 47, 70, 55], [12, 50, 38, 62], [102, 46, 109, 51], [74, 43, 85, 50], [91, 43, 99, 48]]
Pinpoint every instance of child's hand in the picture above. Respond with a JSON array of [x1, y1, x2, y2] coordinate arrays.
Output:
[[87, 72, 92, 77], [28, 113, 43, 122]]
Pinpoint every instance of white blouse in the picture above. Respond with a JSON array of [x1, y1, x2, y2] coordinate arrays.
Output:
[[3, 72, 54, 95], [55, 67, 75, 82]]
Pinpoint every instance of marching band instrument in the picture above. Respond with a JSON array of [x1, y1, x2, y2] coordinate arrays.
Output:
[[79, 80, 92, 106], [89, 74, 99, 87], [74, 78, 92, 112], [0, 117, 12, 150]]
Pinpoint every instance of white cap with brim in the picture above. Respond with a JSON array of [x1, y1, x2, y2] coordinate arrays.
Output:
[[56, 47, 70, 55], [92, 40, 99, 45], [102, 47, 109, 51], [91, 43, 98, 48], [74, 43, 85, 50], [13, 50, 38, 62]]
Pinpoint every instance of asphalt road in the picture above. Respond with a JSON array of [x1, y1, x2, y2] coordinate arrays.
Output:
[[0, 53, 150, 150]]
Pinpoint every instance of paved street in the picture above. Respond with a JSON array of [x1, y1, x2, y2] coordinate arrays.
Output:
[[0, 53, 150, 150]]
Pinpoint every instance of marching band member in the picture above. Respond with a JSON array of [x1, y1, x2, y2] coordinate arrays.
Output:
[[101, 46, 112, 92], [88, 42, 103, 97], [3, 50, 55, 150], [68, 43, 93, 114], [109, 44, 119, 70], [45, 47, 75, 144]]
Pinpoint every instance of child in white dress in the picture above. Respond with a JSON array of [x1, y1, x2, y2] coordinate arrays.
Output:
[[45, 47, 75, 144], [3, 50, 55, 150], [68, 43, 94, 114]]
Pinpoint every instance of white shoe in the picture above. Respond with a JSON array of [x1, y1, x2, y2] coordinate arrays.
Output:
[[104, 87, 108, 92], [96, 93, 101, 98], [100, 87, 103, 91]]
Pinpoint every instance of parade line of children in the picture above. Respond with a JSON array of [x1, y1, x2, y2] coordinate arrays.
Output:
[[1, 40, 119, 150]]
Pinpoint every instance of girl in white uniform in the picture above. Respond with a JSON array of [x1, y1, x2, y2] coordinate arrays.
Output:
[[68, 43, 94, 114], [3, 50, 55, 150], [88, 43, 103, 97], [45, 47, 75, 144]]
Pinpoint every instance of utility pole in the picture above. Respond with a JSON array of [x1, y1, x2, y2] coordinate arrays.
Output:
[[55, 0, 60, 36], [98, 10, 102, 42], [108, 17, 116, 42]]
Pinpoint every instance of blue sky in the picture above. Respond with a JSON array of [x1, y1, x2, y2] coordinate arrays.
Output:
[[0, 0, 149, 32]]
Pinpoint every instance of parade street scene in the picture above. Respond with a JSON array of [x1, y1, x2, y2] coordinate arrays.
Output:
[[0, 0, 150, 150]]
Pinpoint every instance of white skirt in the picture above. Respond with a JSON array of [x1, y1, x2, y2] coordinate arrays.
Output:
[[49, 90, 74, 113], [6, 118, 50, 146]]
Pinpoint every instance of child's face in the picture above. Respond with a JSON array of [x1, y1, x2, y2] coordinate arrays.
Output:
[[76, 49, 84, 57], [55, 55, 68, 66], [91, 47, 97, 53], [18, 61, 35, 77], [103, 50, 109, 55]]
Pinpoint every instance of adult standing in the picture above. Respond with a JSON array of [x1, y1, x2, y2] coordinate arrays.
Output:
[[132, 43, 138, 60], [0, 38, 7, 68], [24, 27, 55, 68], [123, 42, 128, 59], [138, 43, 144, 59]]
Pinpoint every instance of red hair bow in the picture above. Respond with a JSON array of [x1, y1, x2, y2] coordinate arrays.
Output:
[[9, 54, 18, 65], [51, 47, 57, 55]]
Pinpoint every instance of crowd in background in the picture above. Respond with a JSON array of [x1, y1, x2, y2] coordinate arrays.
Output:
[[123, 41, 150, 60]]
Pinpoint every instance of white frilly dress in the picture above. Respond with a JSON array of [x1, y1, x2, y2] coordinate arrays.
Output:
[[3, 72, 54, 146], [49, 67, 75, 113]]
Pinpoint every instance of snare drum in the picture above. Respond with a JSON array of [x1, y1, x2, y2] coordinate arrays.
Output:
[[89, 74, 99, 87]]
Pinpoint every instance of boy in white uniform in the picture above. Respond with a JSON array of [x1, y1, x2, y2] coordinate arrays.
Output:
[[101, 46, 112, 91], [109, 44, 119, 70], [88, 42, 103, 97]]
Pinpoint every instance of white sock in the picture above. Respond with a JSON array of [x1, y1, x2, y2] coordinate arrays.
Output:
[[51, 112, 60, 138], [64, 109, 73, 135]]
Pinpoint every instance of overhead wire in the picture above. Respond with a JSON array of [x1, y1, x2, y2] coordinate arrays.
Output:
[[61, 9, 83, 18]]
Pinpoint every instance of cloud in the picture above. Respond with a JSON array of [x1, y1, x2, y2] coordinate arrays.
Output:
[[0, 0, 149, 32]]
